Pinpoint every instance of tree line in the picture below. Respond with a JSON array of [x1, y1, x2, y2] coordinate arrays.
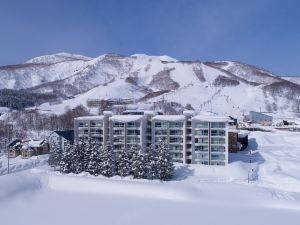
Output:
[[48, 139, 174, 181], [0, 88, 57, 110]]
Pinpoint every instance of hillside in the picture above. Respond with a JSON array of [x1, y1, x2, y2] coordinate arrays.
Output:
[[1, 53, 300, 116]]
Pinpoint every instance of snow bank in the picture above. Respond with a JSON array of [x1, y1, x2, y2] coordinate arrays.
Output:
[[0, 173, 45, 201], [47, 173, 197, 201]]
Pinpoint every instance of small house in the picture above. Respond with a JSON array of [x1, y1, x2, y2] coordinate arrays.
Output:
[[48, 130, 74, 151], [7, 139, 22, 158], [21, 140, 49, 159]]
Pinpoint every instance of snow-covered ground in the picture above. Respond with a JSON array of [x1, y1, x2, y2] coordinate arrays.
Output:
[[1, 130, 300, 225], [0, 154, 48, 176]]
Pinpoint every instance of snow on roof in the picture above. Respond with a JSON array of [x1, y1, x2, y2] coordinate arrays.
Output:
[[228, 128, 239, 133], [110, 115, 144, 122], [152, 115, 186, 121], [238, 130, 250, 138], [183, 110, 195, 116], [75, 115, 105, 120], [192, 115, 229, 122], [22, 140, 46, 148]]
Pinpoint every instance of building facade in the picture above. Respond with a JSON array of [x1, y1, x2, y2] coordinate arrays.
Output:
[[192, 116, 228, 165], [74, 111, 229, 165], [48, 130, 74, 151]]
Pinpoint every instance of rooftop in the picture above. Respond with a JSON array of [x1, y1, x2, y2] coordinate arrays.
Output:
[[192, 115, 229, 122], [152, 115, 186, 121], [75, 115, 105, 120], [110, 115, 144, 122]]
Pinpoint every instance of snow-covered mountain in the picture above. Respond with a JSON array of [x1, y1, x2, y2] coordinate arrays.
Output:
[[0, 53, 299, 116]]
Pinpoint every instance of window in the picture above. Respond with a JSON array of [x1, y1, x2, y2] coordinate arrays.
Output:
[[211, 137, 225, 144], [155, 122, 167, 128], [91, 121, 102, 127], [195, 145, 208, 152], [113, 122, 124, 127], [169, 122, 183, 128], [211, 130, 225, 136], [195, 130, 208, 136], [194, 122, 208, 128], [195, 137, 208, 144], [114, 130, 124, 135], [127, 130, 140, 135], [211, 122, 225, 128], [155, 130, 167, 135], [127, 122, 140, 128], [170, 137, 183, 143], [170, 130, 183, 135], [211, 145, 225, 152]]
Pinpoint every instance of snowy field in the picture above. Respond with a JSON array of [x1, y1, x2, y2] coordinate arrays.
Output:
[[1, 130, 300, 225]]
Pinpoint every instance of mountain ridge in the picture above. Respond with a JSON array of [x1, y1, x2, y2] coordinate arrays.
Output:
[[0, 53, 299, 117]]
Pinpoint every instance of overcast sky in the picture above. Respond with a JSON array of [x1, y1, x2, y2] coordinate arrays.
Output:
[[0, 0, 299, 76]]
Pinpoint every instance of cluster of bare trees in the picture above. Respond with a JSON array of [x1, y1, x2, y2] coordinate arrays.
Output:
[[1, 105, 90, 139]]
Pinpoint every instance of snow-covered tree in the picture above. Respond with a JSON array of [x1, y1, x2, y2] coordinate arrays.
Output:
[[99, 143, 115, 177], [116, 147, 131, 177], [146, 147, 159, 180], [48, 140, 63, 170], [156, 140, 174, 181], [132, 150, 149, 179], [59, 142, 74, 174], [69, 141, 85, 174], [87, 144, 103, 176]]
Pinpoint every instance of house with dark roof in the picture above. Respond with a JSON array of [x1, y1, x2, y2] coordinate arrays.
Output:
[[48, 130, 74, 151], [7, 138, 22, 158]]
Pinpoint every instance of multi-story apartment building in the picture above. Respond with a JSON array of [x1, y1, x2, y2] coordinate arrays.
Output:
[[151, 115, 186, 163], [74, 111, 229, 165], [74, 112, 112, 147], [109, 115, 147, 152], [192, 116, 228, 165]]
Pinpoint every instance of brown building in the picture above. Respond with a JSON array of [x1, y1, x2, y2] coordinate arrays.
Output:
[[21, 140, 49, 159], [228, 130, 239, 153], [7, 139, 22, 158]]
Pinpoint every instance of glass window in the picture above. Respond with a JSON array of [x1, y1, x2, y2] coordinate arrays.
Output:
[[211, 122, 225, 128], [194, 122, 208, 128]]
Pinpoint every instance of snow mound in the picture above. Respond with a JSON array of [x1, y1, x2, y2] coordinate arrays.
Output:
[[0, 173, 45, 201], [47, 173, 197, 201]]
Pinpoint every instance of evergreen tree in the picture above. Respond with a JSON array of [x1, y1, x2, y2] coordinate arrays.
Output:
[[82, 138, 94, 171], [156, 140, 174, 180], [146, 147, 159, 180], [99, 143, 115, 177], [69, 141, 85, 174], [132, 150, 149, 179], [59, 142, 74, 174], [48, 140, 63, 170], [116, 147, 131, 177], [88, 144, 102, 176]]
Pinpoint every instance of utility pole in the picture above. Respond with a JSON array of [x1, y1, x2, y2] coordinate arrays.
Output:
[[6, 139, 9, 174]]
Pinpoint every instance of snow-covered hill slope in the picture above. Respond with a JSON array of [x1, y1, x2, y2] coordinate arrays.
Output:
[[1, 53, 300, 116]]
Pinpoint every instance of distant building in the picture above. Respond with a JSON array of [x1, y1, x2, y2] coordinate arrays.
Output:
[[7, 139, 22, 158], [48, 130, 74, 151], [245, 111, 273, 124], [21, 140, 49, 158]]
